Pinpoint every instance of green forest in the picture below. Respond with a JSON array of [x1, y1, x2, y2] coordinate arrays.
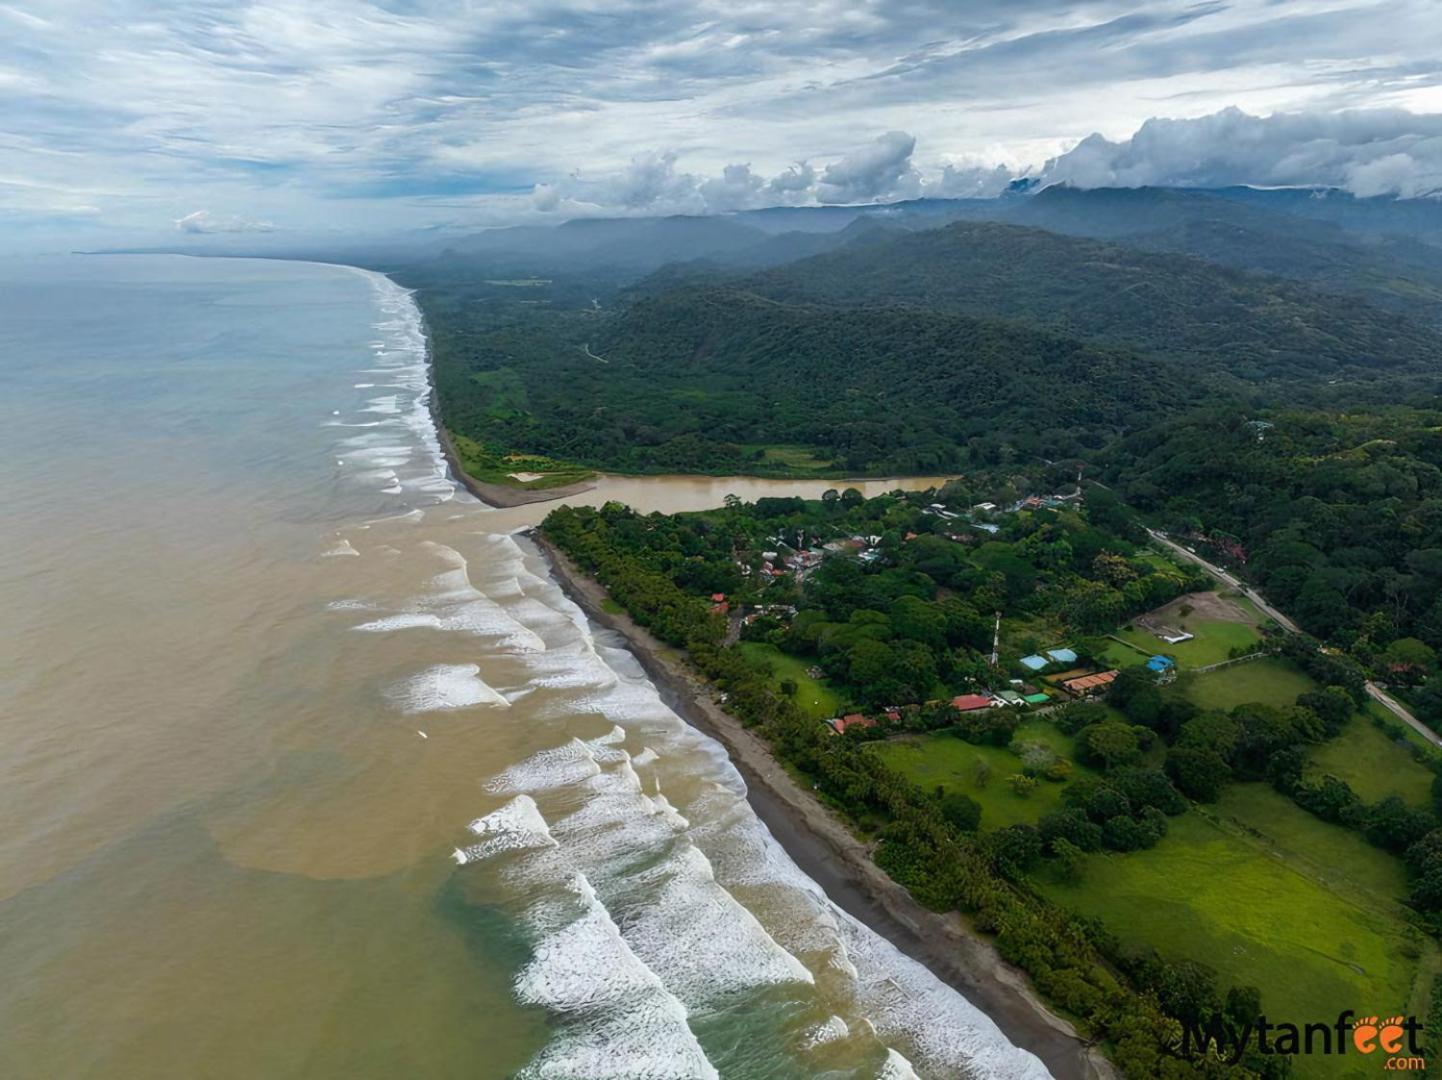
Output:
[[387, 184, 1442, 1076], [398, 197, 1442, 742], [542, 489, 1442, 1077], [1103, 405, 1442, 728]]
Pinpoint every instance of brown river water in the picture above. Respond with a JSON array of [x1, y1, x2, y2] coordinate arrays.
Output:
[[0, 255, 1046, 1079]]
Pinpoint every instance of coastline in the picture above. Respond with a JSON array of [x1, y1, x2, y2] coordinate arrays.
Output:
[[527, 528, 1113, 1080], [404, 269, 1105, 1076], [409, 289, 598, 508], [433, 419, 598, 507]]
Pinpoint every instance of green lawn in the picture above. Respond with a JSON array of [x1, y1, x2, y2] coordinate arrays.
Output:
[[742, 444, 836, 472], [1112, 618, 1262, 669], [1040, 809, 1426, 1050], [737, 642, 846, 721], [1213, 783, 1410, 908], [871, 722, 1093, 831], [1181, 657, 1318, 711], [449, 432, 594, 490], [1308, 717, 1437, 808]]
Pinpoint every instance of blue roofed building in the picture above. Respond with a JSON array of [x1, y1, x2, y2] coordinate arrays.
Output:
[[1019, 654, 1049, 671], [1046, 647, 1078, 665]]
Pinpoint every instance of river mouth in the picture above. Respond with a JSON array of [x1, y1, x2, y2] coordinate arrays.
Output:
[[0, 255, 1041, 1079]]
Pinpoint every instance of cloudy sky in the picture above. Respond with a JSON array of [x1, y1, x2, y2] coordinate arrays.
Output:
[[3, 0, 1441, 250]]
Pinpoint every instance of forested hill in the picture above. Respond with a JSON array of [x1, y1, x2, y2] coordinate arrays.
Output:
[[578, 287, 1187, 470], [743, 220, 1442, 384], [1002, 186, 1442, 326]]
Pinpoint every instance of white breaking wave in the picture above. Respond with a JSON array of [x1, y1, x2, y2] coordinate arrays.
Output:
[[386, 663, 508, 713], [328, 267, 458, 506], [320, 538, 358, 558], [432, 530, 1051, 1079], [456, 795, 558, 863], [321, 299, 1048, 1078]]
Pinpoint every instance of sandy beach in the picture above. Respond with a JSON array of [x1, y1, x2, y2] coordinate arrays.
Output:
[[527, 529, 1113, 1080]]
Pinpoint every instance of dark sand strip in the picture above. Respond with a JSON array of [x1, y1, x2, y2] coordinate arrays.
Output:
[[528, 530, 1113, 1080]]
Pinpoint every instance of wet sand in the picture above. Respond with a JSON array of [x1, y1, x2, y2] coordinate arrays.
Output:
[[528, 530, 1115, 1080]]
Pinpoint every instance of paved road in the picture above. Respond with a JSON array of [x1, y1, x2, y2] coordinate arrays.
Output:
[[1146, 529, 1442, 748], [1147, 529, 1300, 633]]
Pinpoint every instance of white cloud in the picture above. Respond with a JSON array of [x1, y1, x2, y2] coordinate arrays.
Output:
[[816, 131, 921, 204], [175, 209, 276, 234], [1039, 106, 1442, 197], [3, 0, 1442, 247]]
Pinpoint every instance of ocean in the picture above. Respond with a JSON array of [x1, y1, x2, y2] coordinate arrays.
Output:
[[0, 254, 1047, 1079]]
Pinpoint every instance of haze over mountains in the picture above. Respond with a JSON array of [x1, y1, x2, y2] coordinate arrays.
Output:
[[391, 181, 1442, 487], [428, 184, 1442, 284]]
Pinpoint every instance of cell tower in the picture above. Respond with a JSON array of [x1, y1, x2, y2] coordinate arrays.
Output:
[[989, 611, 1001, 667]]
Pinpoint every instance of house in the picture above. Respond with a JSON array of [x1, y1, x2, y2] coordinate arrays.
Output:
[[972, 523, 1000, 535], [973, 502, 998, 512], [996, 690, 1025, 706], [828, 713, 877, 735], [1159, 629, 1195, 645], [710, 593, 729, 615], [1146, 655, 1175, 674], [1061, 670, 1119, 695], [951, 693, 993, 712]]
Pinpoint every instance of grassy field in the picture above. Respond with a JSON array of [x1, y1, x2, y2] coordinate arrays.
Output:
[[1213, 783, 1410, 907], [1308, 717, 1437, 808], [1111, 618, 1263, 669], [1180, 657, 1318, 711], [449, 432, 594, 490], [737, 642, 847, 721], [1040, 808, 1427, 1055], [742, 444, 837, 472], [871, 721, 1093, 831]]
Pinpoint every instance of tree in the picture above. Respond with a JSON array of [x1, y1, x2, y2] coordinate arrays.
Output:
[[1363, 795, 1435, 853], [988, 824, 1043, 878], [1039, 807, 1104, 852], [1112, 766, 1187, 816], [889, 595, 946, 648], [1051, 837, 1087, 882], [1296, 687, 1354, 736], [936, 788, 982, 832], [1008, 774, 1039, 797], [1165, 748, 1231, 802], [1383, 637, 1437, 680], [846, 639, 902, 703], [1077, 720, 1143, 770]]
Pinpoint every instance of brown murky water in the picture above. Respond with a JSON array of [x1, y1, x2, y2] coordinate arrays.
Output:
[[0, 255, 1045, 1079]]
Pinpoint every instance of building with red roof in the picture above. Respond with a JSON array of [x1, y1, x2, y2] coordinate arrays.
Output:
[[951, 694, 993, 712], [829, 713, 877, 735]]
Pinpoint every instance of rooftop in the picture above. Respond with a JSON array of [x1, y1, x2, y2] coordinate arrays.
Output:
[[951, 693, 994, 712], [830, 713, 877, 735], [1062, 670, 1119, 693]]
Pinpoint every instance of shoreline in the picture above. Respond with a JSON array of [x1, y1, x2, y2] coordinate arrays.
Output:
[[527, 528, 1112, 1080], [433, 419, 599, 507], [402, 269, 1105, 1076], [407, 285, 599, 509]]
